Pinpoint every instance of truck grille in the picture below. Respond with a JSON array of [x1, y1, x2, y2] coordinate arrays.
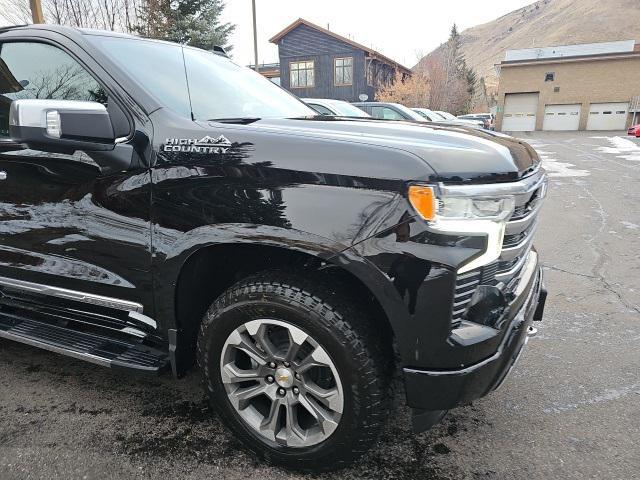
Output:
[[452, 269, 481, 323], [494, 178, 545, 284], [450, 169, 547, 322]]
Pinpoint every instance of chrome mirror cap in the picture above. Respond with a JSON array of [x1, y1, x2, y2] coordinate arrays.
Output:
[[9, 99, 107, 129]]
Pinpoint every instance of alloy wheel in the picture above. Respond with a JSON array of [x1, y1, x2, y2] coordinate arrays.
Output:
[[219, 319, 344, 448]]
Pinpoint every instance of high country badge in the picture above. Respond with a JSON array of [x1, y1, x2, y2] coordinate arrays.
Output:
[[163, 135, 232, 153]]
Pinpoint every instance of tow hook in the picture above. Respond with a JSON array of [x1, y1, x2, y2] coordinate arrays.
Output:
[[527, 325, 538, 337]]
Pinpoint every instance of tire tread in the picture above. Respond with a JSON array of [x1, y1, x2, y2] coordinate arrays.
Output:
[[196, 270, 391, 472]]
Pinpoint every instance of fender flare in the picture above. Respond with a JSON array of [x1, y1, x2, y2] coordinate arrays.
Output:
[[152, 223, 411, 342]]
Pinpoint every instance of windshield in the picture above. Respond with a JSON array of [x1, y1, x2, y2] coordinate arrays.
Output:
[[412, 109, 437, 121], [330, 101, 370, 117], [436, 111, 456, 120], [392, 104, 428, 122], [88, 35, 315, 120]]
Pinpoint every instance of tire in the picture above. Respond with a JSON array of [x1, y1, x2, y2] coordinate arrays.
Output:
[[196, 271, 390, 472]]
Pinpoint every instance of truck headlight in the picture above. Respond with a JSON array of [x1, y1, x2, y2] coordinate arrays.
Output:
[[437, 196, 515, 220], [408, 185, 515, 273]]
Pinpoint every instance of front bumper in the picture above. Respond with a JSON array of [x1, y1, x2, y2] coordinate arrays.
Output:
[[403, 261, 546, 413]]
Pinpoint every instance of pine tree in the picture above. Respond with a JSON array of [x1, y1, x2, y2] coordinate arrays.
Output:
[[442, 23, 480, 114], [137, 0, 235, 51], [447, 24, 466, 79]]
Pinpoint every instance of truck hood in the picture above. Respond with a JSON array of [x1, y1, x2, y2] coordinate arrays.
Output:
[[218, 117, 541, 183]]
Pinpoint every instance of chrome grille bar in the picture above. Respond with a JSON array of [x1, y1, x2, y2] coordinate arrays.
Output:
[[449, 167, 547, 322]]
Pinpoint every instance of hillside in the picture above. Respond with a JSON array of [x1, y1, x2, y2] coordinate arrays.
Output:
[[415, 0, 640, 89]]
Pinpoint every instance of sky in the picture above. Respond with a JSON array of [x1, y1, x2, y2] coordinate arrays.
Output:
[[222, 0, 536, 67], [1, 0, 536, 66]]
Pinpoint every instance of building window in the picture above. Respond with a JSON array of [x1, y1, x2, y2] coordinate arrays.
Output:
[[545, 72, 555, 82], [290, 60, 314, 88], [334, 57, 353, 86]]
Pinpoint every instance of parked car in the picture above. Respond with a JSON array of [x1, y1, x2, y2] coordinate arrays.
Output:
[[628, 123, 640, 137], [352, 101, 429, 122], [411, 107, 444, 122], [433, 110, 456, 120], [302, 98, 370, 117], [458, 113, 495, 130], [413, 108, 483, 128], [0, 25, 547, 472]]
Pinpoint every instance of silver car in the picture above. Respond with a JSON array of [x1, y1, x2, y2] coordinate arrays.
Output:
[[302, 98, 371, 118], [413, 108, 483, 128]]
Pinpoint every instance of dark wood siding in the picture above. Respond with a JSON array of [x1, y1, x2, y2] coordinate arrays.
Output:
[[278, 24, 375, 102]]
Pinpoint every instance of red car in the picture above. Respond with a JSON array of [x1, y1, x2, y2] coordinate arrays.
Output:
[[629, 124, 640, 137]]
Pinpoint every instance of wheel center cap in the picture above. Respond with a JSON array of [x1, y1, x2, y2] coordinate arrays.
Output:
[[274, 367, 294, 388]]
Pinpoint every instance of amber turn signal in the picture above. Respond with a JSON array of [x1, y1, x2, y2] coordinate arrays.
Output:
[[408, 185, 436, 221]]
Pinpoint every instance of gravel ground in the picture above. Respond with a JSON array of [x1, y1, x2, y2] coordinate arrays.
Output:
[[1, 132, 639, 480]]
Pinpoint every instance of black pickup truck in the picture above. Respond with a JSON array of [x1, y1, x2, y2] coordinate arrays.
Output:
[[0, 25, 547, 471]]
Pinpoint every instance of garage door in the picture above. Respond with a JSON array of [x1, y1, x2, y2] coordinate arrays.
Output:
[[587, 102, 629, 130], [502, 93, 539, 131], [543, 104, 581, 131]]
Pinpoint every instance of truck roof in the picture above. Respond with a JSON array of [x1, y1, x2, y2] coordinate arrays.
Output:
[[0, 24, 227, 55], [0, 23, 127, 37]]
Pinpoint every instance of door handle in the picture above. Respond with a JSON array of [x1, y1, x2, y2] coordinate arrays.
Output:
[[0, 171, 6, 181]]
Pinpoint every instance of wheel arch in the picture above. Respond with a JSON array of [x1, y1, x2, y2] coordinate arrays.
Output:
[[153, 225, 409, 374]]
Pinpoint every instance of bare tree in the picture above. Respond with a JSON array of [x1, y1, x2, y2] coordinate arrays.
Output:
[[375, 71, 430, 107], [0, 0, 146, 32], [0, 0, 235, 52], [414, 25, 485, 115], [418, 50, 467, 114]]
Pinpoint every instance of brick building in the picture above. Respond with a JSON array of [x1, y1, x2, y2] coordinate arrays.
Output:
[[495, 40, 640, 132]]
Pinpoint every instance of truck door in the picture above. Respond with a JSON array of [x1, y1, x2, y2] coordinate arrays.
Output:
[[0, 40, 154, 319]]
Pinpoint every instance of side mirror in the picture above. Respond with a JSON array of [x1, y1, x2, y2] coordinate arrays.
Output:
[[9, 99, 115, 154]]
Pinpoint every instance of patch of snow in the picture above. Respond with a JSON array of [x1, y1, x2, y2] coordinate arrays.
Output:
[[620, 221, 639, 230], [543, 383, 640, 414], [535, 149, 590, 178], [597, 137, 640, 161]]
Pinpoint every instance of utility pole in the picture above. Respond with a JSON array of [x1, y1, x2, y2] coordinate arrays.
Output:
[[252, 0, 259, 71], [29, 0, 45, 23]]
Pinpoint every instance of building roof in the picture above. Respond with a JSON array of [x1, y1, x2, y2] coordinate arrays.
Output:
[[504, 40, 638, 62], [496, 40, 640, 75], [247, 62, 281, 78], [269, 18, 411, 74]]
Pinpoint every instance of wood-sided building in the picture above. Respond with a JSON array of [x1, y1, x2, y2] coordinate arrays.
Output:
[[269, 18, 411, 102]]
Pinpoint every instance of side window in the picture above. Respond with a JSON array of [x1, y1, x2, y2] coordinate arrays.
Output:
[[369, 106, 386, 119], [0, 42, 107, 138], [381, 107, 404, 120]]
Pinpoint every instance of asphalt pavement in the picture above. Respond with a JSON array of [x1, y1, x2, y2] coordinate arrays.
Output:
[[1, 131, 639, 480]]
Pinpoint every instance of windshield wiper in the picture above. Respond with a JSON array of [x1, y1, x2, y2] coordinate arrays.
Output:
[[208, 117, 261, 125]]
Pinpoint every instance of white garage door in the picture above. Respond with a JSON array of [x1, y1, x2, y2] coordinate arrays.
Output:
[[587, 102, 629, 130], [502, 93, 539, 131], [543, 104, 581, 131]]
